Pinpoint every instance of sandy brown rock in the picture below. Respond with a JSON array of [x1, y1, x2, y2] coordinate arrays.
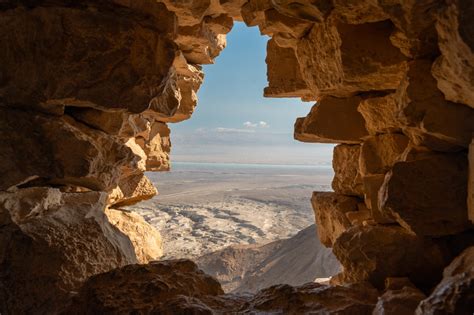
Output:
[[108, 173, 157, 207], [311, 192, 358, 247], [271, 0, 333, 22], [416, 246, 474, 315], [296, 19, 407, 98], [105, 208, 163, 263], [241, 0, 273, 26], [264, 38, 313, 99], [333, 225, 446, 289], [358, 94, 401, 135], [469, 138, 474, 223], [0, 188, 136, 314], [0, 3, 175, 113], [0, 109, 135, 191], [359, 134, 409, 176], [362, 174, 396, 224], [380, 153, 470, 236], [259, 8, 312, 38], [136, 121, 171, 171], [332, 144, 364, 197], [432, 0, 474, 109], [373, 279, 426, 315], [396, 60, 474, 151], [65, 259, 224, 314], [295, 97, 369, 144], [331, 0, 388, 24]]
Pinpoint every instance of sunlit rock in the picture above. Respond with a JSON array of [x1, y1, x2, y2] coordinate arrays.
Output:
[[380, 153, 470, 236], [0, 188, 136, 314], [332, 144, 364, 197]]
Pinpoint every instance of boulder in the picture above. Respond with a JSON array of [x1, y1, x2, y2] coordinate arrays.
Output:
[[108, 173, 157, 207], [432, 0, 474, 109], [0, 109, 135, 191], [332, 144, 364, 197], [333, 225, 446, 289], [359, 134, 409, 176], [357, 94, 401, 135], [373, 278, 426, 315], [416, 246, 474, 315], [296, 19, 407, 98], [295, 97, 369, 144], [380, 153, 470, 236], [105, 208, 163, 263], [311, 192, 359, 247], [0, 188, 137, 314]]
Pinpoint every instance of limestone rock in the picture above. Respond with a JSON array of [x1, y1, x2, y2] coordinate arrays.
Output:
[[105, 208, 163, 263], [264, 38, 313, 99], [65, 260, 224, 314], [296, 19, 407, 98], [246, 282, 379, 314], [0, 4, 175, 113], [0, 109, 135, 191], [136, 121, 171, 171], [362, 174, 396, 224], [333, 225, 446, 289], [259, 8, 312, 38], [416, 246, 474, 315], [396, 60, 474, 151], [373, 278, 426, 315], [432, 0, 474, 109], [332, 144, 364, 197], [469, 138, 474, 223], [358, 94, 401, 135], [241, 0, 273, 26], [108, 173, 157, 207], [311, 192, 358, 247], [294, 97, 369, 144], [0, 188, 137, 314], [359, 134, 409, 176], [271, 0, 333, 22], [380, 153, 470, 236], [331, 0, 388, 24]]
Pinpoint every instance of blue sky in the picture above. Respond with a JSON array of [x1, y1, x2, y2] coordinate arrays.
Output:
[[169, 22, 333, 165]]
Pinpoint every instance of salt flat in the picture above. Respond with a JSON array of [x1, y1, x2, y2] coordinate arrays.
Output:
[[128, 162, 334, 259]]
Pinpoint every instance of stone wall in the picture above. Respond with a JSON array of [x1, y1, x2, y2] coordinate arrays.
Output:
[[0, 0, 473, 313]]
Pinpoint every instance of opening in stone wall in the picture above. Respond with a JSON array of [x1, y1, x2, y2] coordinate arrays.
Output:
[[123, 22, 340, 293]]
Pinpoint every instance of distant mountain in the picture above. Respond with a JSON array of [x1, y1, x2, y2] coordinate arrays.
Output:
[[196, 224, 341, 293]]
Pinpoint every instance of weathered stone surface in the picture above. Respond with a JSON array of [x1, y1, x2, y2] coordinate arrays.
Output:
[[264, 38, 313, 99], [296, 19, 407, 98], [359, 134, 409, 176], [331, 0, 388, 24], [66, 259, 379, 314], [0, 188, 137, 314], [65, 259, 224, 314], [332, 144, 364, 197], [0, 4, 175, 113], [259, 8, 312, 38], [136, 121, 171, 171], [358, 94, 401, 135], [396, 60, 474, 151], [362, 174, 396, 224], [0, 109, 135, 191], [373, 278, 426, 315], [432, 0, 474, 109], [241, 0, 273, 26], [416, 246, 474, 315], [105, 208, 163, 263], [380, 153, 470, 236], [311, 192, 358, 247], [295, 97, 369, 144], [333, 225, 446, 289], [469, 138, 474, 223], [108, 173, 157, 207], [271, 0, 333, 22]]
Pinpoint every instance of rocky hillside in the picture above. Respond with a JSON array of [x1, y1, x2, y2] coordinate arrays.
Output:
[[196, 224, 341, 293]]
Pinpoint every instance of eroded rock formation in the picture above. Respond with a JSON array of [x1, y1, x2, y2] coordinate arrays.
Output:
[[0, 0, 473, 313]]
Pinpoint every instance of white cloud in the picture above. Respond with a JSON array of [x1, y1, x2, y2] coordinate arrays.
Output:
[[259, 121, 269, 128], [216, 127, 255, 133], [243, 121, 270, 129], [243, 121, 257, 128]]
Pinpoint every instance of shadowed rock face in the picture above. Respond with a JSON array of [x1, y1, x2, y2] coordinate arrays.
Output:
[[0, 0, 474, 314]]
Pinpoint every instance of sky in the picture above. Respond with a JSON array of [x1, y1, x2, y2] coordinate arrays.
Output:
[[169, 22, 333, 165]]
